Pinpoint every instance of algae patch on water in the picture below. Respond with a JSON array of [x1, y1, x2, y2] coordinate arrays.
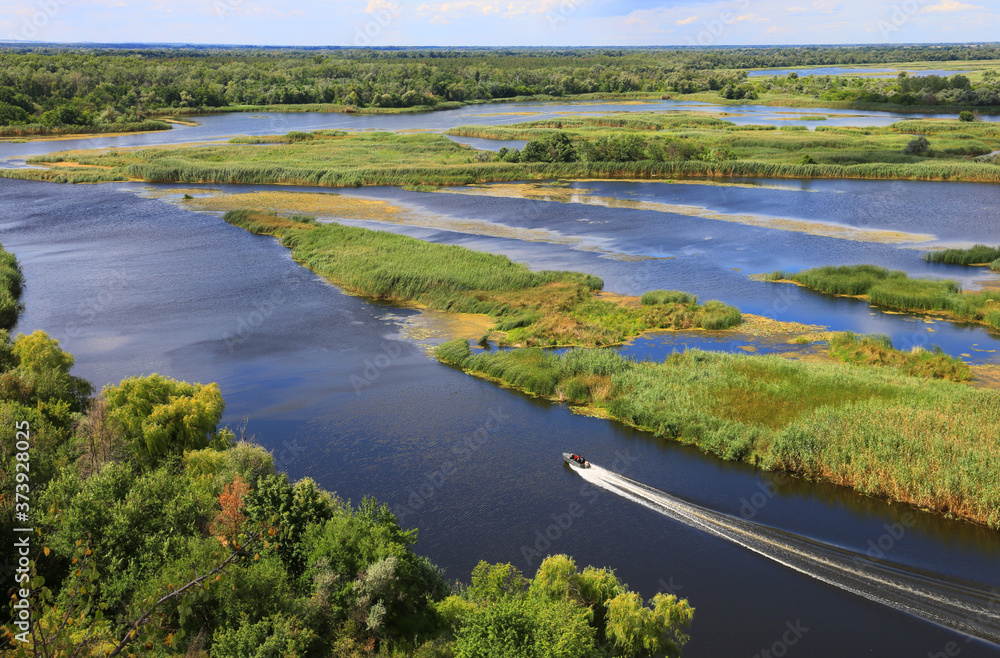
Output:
[[141, 188, 669, 260], [438, 182, 935, 245]]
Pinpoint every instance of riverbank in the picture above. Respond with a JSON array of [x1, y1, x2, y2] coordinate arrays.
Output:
[[436, 339, 1000, 529], [0, 120, 172, 140]]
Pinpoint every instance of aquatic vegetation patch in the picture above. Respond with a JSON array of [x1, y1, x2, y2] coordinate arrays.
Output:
[[768, 264, 1000, 331], [828, 332, 972, 382], [924, 244, 1000, 266], [442, 183, 935, 244], [222, 209, 740, 347]]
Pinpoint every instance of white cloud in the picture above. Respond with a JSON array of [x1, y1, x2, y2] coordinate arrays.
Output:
[[921, 0, 986, 12]]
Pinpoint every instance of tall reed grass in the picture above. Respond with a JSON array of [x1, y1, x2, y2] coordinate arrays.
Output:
[[224, 210, 739, 347], [924, 244, 1000, 266], [827, 332, 971, 382], [770, 264, 1000, 331], [436, 340, 1000, 528]]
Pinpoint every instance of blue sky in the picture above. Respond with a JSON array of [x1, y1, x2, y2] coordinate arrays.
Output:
[[2, 0, 998, 47]]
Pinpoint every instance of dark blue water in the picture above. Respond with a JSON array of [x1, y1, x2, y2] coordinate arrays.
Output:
[[1, 177, 998, 656]]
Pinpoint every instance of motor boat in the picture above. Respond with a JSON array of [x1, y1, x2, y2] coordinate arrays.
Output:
[[562, 452, 590, 468]]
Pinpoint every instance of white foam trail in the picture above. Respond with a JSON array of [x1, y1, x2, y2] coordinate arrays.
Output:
[[572, 463, 1000, 644]]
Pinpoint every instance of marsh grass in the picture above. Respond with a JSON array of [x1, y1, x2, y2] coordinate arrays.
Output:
[[0, 120, 171, 137], [924, 244, 1000, 266], [828, 332, 972, 382], [436, 340, 1000, 528], [770, 264, 1000, 331], [224, 210, 739, 347], [12, 113, 1000, 186]]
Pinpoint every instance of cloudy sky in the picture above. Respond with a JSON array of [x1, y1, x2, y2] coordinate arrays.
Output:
[[2, 0, 997, 47]]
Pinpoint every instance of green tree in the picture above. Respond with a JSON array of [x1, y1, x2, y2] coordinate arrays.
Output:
[[903, 135, 931, 156], [959, 110, 975, 122], [103, 373, 226, 461]]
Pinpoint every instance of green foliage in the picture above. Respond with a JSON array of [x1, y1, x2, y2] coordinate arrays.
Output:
[[924, 244, 1000, 265], [9, 331, 93, 411], [520, 132, 578, 163], [451, 596, 598, 658], [467, 562, 529, 601], [828, 332, 972, 382], [0, 245, 23, 330], [447, 555, 693, 658], [773, 264, 1000, 331], [903, 135, 931, 155], [102, 373, 226, 461], [212, 612, 317, 657], [959, 110, 976, 122], [439, 343, 1000, 528], [244, 474, 338, 576]]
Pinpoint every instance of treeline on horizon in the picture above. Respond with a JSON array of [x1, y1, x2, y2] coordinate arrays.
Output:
[[3, 44, 1000, 130]]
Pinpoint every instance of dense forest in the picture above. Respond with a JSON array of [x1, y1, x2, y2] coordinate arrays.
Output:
[[0, 243, 694, 657], [2, 44, 1000, 134]]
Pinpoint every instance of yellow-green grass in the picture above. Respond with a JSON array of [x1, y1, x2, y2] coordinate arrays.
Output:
[[767, 265, 1000, 331], [223, 210, 741, 347], [10, 113, 1000, 187], [436, 340, 1000, 528], [827, 332, 972, 382]]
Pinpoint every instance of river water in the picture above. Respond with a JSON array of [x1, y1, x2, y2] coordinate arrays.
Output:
[[1, 101, 999, 656]]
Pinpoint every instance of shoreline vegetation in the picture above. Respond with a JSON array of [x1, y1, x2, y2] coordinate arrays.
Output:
[[0, 244, 695, 657], [923, 244, 1000, 272], [4, 45, 1000, 142], [0, 119, 171, 139], [9, 113, 1000, 187], [434, 340, 1000, 529], [223, 209, 742, 347], [765, 265, 1000, 332]]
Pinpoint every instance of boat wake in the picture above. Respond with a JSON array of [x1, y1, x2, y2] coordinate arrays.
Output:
[[572, 463, 1000, 644]]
